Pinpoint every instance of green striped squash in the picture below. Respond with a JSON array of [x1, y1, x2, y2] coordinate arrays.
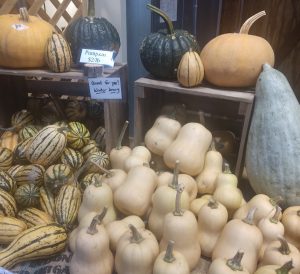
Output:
[[0, 170, 16, 194], [13, 138, 32, 165], [55, 183, 81, 231], [10, 110, 34, 131], [14, 183, 40, 208], [17, 207, 53, 228], [13, 164, 45, 186], [65, 100, 87, 122], [91, 126, 106, 151], [0, 216, 27, 244], [86, 151, 110, 173], [0, 147, 13, 171], [44, 164, 74, 194], [80, 139, 100, 161], [0, 188, 17, 217], [79, 172, 102, 192], [60, 147, 83, 170], [67, 121, 90, 150], [39, 186, 55, 218], [0, 224, 67, 269], [7, 165, 23, 177], [18, 125, 38, 142], [45, 33, 72, 73], [25, 125, 68, 166]]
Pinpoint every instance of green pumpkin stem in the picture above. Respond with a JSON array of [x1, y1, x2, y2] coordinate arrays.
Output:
[[278, 236, 291, 255], [129, 224, 144, 244], [87, 0, 95, 17], [269, 205, 281, 224], [173, 186, 184, 216], [276, 260, 294, 274], [239, 11, 266, 34], [164, 240, 176, 263], [226, 251, 244, 271], [147, 4, 174, 35], [115, 120, 129, 150], [169, 160, 179, 189], [243, 207, 256, 225]]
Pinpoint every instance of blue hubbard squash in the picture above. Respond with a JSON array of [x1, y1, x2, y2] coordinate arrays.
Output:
[[245, 64, 300, 207], [140, 4, 200, 80], [64, 0, 120, 64]]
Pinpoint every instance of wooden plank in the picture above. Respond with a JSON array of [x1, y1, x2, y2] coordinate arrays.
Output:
[[49, 0, 72, 26], [50, 0, 73, 22], [0, 0, 18, 15], [28, 0, 45, 15], [135, 78, 255, 103]]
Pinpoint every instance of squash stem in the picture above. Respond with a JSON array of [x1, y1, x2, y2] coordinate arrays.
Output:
[[115, 120, 129, 150], [147, 4, 174, 35], [269, 196, 283, 206], [226, 251, 244, 271], [239, 11, 266, 34], [129, 224, 144, 244], [207, 198, 219, 209], [87, 0, 95, 17], [97, 207, 107, 223], [223, 163, 232, 174], [210, 139, 217, 151], [277, 236, 291, 255], [163, 240, 176, 263], [19, 7, 29, 22], [242, 207, 256, 225], [269, 205, 281, 224], [276, 260, 294, 274], [74, 159, 92, 183], [169, 160, 179, 189], [173, 186, 184, 216], [87, 215, 99, 235]]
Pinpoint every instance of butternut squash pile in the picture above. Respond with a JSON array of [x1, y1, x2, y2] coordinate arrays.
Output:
[[0, 100, 299, 274]]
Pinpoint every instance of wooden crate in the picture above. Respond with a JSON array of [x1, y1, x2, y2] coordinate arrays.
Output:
[[0, 64, 128, 152], [0, 0, 83, 32], [132, 77, 255, 177]]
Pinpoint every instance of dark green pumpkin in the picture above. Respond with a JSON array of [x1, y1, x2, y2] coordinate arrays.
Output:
[[140, 4, 200, 79], [14, 183, 40, 208], [64, 0, 120, 64]]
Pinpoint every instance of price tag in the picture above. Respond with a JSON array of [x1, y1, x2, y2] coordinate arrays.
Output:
[[0, 267, 13, 274], [80, 49, 114, 67], [88, 77, 122, 100], [11, 24, 29, 31]]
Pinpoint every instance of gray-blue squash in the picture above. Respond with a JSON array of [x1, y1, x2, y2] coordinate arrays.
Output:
[[245, 64, 300, 207]]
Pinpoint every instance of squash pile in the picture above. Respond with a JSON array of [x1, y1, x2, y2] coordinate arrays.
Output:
[[1, 100, 299, 274]]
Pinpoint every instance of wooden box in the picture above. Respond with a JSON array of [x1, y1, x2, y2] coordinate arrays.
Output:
[[0, 64, 128, 152], [132, 77, 255, 177]]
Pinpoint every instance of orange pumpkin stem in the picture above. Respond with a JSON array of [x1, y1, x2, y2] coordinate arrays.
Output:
[[239, 11, 266, 34]]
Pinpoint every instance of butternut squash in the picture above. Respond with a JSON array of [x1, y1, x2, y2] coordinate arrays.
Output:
[[190, 194, 212, 216], [123, 145, 152, 172], [254, 261, 293, 274], [163, 122, 212, 176]]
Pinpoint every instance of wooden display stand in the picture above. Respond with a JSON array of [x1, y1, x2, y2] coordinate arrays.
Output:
[[132, 77, 255, 177], [0, 64, 128, 152]]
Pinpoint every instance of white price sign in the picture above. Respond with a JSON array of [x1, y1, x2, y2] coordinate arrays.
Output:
[[88, 77, 122, 100], [80, 49, 114, 67]]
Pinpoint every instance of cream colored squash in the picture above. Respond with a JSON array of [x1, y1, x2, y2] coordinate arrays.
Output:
[[190, 194, 212, 216], [254, 261, 293, 274], [163, 122, 212, 176], [123, 146, 152, 172], [215, 163, 238, 187]]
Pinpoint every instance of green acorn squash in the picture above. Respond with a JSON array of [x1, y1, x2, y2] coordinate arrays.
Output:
[[245, 64, 300, 207], [140, 4, 200, 79], [64, 0, 120, 64]]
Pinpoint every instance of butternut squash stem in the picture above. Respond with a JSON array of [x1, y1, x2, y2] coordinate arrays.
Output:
[[129, 224, 144, 244], [223, 162, 232, 174], [92, 162, 113, 178], [270, 196, 283, 206], [169, 160, 179, 189], [210, 139, 217, 151], [277, 236, 291, 255], [239, 11, 266, 34], [87, 0, 95, 17], [207, 198, 219, 209], [115, 120, 129, 150], [226, 251, 244, 271], [164, 240, 176, 263], [242, 207, 256, 225], [147, 4, 174, 34], [97, 207, 108, 223], [269, 205, 281, 224], [276, 260, 294, 274], [19, 7, 29, 22], [87, 216, 99, 235], [173, 186, 184, 216]]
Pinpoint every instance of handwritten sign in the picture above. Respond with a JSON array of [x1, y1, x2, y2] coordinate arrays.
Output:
[[89, 77, 122, 100], [80, 49, 114, 67], [11, 24, 29, 31]]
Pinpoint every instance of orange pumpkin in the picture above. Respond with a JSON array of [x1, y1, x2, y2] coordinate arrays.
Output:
[[0, 7, 54, 68], [200, 11, 274, 88]]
